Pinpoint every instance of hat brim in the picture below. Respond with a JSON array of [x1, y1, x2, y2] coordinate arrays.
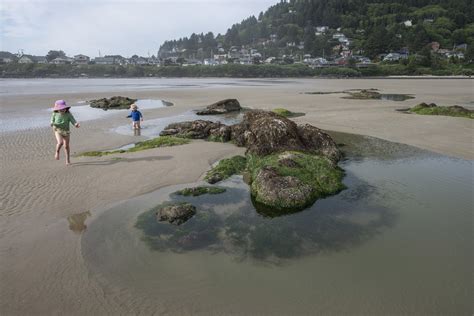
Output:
[[53, 105, 71, 111]]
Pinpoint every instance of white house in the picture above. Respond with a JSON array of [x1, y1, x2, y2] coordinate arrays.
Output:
[[74, 54, 90, 64], [383, 53, 402, 62], [51, 57, 72, 64], [18, 56, 34, 63]]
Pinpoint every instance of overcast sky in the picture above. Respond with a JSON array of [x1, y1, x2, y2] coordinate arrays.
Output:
[[0, 0, 277, 57]]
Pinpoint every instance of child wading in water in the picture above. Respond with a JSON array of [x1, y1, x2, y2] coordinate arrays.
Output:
[[127, 103, 143, 129], [50, 100, 80, 165]]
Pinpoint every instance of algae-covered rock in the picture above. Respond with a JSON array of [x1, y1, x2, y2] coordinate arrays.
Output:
[[251, 166, 315, 210], [247, 151, 345, 212], [160, 120, 232, 142], [156, 202, 196, 225], [343, 89, 381, 99], [205, 156, 247, 184], [409, 103, 473, 119], [89, 96, 137, 110], [231, 110, 341, 163], [196, 99, 241, 115], [175, 186, 226, 196]]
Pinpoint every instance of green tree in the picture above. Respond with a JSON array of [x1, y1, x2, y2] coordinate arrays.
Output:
[[46, 50, 66, 62]]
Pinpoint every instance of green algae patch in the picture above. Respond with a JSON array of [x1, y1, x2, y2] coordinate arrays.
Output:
[[128, 136, 190, 152], [205, 155, 247, 184], [246, 152, 345, 212], [79, 136, 190, 157], [174, 186, 227, 196], [272, 108, 305, 118], [409, 103, 473, 119], [342, 89, 382, 99]]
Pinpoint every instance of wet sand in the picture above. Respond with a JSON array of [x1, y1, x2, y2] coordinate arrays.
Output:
[[0, 78, 472, 314]]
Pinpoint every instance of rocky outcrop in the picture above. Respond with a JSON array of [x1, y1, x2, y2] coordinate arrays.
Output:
[[251, 166, 315, 210], [231, 110, 341, 163], [89, 96, 137, 110], [196, 99, 241, 115], [160, 120, 232, 142], [297, 124, 342, 163], [156, 203, 196, 225]]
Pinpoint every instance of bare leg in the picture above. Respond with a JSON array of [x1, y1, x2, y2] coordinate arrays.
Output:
[[136, 121, 141, 129], [63, 136, 71, 165], [54, 132, 64, 160]]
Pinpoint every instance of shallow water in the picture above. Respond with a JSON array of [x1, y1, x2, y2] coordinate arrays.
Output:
[[0, 99, 168, 133], [81, 135, 473, 314], [113, 110, 243, 139], [0, 78, 291, 96], [379, 93, 415, 101]]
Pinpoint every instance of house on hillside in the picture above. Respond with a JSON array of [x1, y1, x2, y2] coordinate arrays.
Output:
[[74, 54, 90, 64], [18, 55, 34, 63], [51, 57, 72, 64], [94, 57, 115, 65], [383, 53, 403, 62]]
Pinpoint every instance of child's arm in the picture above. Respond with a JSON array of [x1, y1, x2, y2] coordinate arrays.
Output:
[[69, 113, 80, 128], [50, 113, 56, 127], [140, 111, 144, 121], [126, 113, 132, 118]]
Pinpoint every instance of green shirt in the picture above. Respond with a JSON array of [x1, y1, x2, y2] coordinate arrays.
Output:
[[51, 112, 77, 131]]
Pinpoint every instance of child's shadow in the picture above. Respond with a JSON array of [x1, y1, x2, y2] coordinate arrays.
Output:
[[72, 155, 173, 166]]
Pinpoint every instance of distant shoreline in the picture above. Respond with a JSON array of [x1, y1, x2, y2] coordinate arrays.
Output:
[[1, 75, 472, 80]]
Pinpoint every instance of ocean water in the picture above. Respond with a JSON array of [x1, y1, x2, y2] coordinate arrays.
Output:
[[81, 135, 473, 315], [0, 98, 168, 133]]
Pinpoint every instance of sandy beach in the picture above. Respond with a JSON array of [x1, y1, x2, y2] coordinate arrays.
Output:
[[1, 78, 472, 314]]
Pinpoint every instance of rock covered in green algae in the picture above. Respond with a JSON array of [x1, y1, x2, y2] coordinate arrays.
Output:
[[231, 110, 342, 164], [342, 89, 381, 99], [174, 186, 226, 196], [204, 156, 247, 184], [409, 102, 473, 118], [247, 151, 345, 211], [89, 96, 137, 110], [160, 120, 232, 142], [156, 202, 196, 225]]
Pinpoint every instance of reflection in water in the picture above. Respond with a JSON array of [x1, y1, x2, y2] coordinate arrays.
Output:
[[135, 174, 395, 262], [67, 211, 91, 234], [81, 133, 472, 314], [133, 128, 141, 136], [379, 94, 415, 101]]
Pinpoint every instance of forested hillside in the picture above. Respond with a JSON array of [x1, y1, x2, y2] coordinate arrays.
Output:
[[159, 0, 473, 61]]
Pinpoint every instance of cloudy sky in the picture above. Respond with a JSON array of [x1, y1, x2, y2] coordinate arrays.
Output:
[[1, 0, 277, 57]]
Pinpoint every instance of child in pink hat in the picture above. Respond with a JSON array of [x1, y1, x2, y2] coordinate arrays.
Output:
[[50, 100, 80, 165]]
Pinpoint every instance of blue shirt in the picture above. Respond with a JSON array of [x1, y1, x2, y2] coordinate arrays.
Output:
[[127, 110, 142, 121]]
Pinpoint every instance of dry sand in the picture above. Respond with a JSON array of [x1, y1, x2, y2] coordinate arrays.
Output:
[[0, 78, 472, 314]]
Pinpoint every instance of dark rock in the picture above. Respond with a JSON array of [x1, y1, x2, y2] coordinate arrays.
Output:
[[231, 110, 341, 163], [251, 166, 315, 210], [196, 99, 241, 115], [231, 110, 303, 156], [206, 173, 224, 184], [448, 105, 472, 114], [278, 158, 300, 168], [416, 102, 437, 109], [156, 203, 196, 225], [297, 124, 342, 164], [89, 96, 137, 110], [160, 120, 231, 141]]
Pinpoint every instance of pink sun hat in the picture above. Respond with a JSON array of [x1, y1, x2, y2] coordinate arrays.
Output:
[[53, 100, 70, 111]]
